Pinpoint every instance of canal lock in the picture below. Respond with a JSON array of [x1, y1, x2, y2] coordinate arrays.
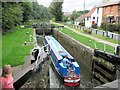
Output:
[[53, 28, 119, 88], [18, 25, 119, 89]]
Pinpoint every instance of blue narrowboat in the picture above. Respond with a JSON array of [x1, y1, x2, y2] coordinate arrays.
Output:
[[44, 36, 80, 86]]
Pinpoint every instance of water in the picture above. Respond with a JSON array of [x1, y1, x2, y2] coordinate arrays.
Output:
[[49, 64, 89, 88], [37, 35, 93, 88], [37, 35, 44, 47]]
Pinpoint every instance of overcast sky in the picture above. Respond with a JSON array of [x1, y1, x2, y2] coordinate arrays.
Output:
[[37, 0, 103, 12]]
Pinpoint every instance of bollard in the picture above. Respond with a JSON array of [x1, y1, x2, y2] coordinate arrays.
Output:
[[111, 34, 114, 39], [96, 30, 97, 34], [103, 32, 104, 36]]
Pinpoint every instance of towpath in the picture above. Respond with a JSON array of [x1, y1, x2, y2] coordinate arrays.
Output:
[[52, 22, 118, 47]]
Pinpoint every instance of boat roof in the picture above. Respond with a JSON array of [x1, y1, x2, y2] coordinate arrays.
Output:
[[45, 36, 74, 60]]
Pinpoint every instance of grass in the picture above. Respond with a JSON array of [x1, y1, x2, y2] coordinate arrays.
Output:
[[69, 26, 119, 44], [2, 26, 33, 67], [53, 22, 119, 44], [90, 33, 119, 44], [60, 28, 114, 54]]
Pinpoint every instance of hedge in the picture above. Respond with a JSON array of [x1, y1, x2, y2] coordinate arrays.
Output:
[[101, 22, 120, 32], [106, 23, 117, 32]]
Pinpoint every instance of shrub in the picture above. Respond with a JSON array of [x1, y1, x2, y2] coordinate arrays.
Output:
[[116, 23, 120, 33], [79, 22, 85, 26], [84, 28, 91, 34], [106, 23, 117, 32], [101, 22, 109, 30], [92, 23, 97, 29]]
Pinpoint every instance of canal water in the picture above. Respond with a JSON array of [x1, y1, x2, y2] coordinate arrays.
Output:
[[22, 35, 93, 88], [37, 35, 93, 88]]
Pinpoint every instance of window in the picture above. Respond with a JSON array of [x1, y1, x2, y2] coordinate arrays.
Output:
[[93, 17, 95, 19], [87, 17, 89, 21], [97, 8, 99, 14], [97, 17, 99, 22]]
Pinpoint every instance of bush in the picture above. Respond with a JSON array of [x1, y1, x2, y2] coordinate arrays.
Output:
[[79, 23, 85, 26], [116, 23, 120, 33], [101, 22, 109, 30], [106, 23, 117, 32], [101, 22, 119, 32], [84, 28, 91, 34], [92, 23, 97, 29]]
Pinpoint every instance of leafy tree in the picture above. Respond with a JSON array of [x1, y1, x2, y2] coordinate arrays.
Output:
[[71, 10, 89, 23], [2, 2, 51, 33], [49, 1, 63, 22], [2, 2, 23, 32], [63, 15, 69, 22], [20, 2, 32, 23], [32, 2, 51, 20]]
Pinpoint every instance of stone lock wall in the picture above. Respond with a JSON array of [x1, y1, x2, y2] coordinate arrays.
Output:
[[53, 29, 94, 82]]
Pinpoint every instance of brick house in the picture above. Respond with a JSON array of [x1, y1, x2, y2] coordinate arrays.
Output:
[[101, 1, 120, 23]]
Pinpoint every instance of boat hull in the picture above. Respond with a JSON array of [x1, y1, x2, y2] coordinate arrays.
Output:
[[64, 81, 80, 87], [44, 36, 80, 87], [50, 56, 80, 87]]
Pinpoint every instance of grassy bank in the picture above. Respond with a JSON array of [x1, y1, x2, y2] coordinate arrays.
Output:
[[53, 22, 118, 44], [60, 28, 114, 54], [2, 26, 33, 67]]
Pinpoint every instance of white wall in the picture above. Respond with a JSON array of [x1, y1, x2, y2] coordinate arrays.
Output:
[[85, 7, 102, 28], [85, 17, 91, 28], [97, 8, 102, 27], [75, 21, 80, 26]]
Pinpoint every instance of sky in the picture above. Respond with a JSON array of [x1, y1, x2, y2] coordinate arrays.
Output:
[[62, 0, 102, 12], [37, 0, 103, 12]]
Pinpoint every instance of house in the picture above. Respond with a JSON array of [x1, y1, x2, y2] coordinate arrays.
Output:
[[75, 15, 85, 26], [63, 12, 71, 20], [85, 6, 102, 28], [100, 1, 120, 23]]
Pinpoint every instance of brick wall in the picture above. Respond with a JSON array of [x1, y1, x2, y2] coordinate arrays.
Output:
[[102, 5, 119, 17]]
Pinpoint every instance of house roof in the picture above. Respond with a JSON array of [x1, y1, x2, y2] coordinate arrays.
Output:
[[63, 12, 71, 17], [99, 1, 120, 7], [75, 15, 85, 21], [85, 6, 96, 17]]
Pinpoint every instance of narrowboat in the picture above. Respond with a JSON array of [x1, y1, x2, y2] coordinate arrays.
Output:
[[44, 36, 80, 86]]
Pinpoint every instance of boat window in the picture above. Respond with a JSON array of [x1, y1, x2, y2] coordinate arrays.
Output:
[[58, 50, 67, 57]]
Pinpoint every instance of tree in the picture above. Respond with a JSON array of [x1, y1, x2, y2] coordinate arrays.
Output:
[[49, 1, 63, 22], [20, 2, 32, 23], [63, 15, 69, 22], [71, 10, 77, 23], [2, 2, 51, 33], [32, 2, 51, 20], [70, 10, 89, 24], [2, 2, 23, 32]]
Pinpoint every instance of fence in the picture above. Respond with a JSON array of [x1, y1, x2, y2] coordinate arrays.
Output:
[[90, 28, 120, 41], [71, 25, 120, 42]]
